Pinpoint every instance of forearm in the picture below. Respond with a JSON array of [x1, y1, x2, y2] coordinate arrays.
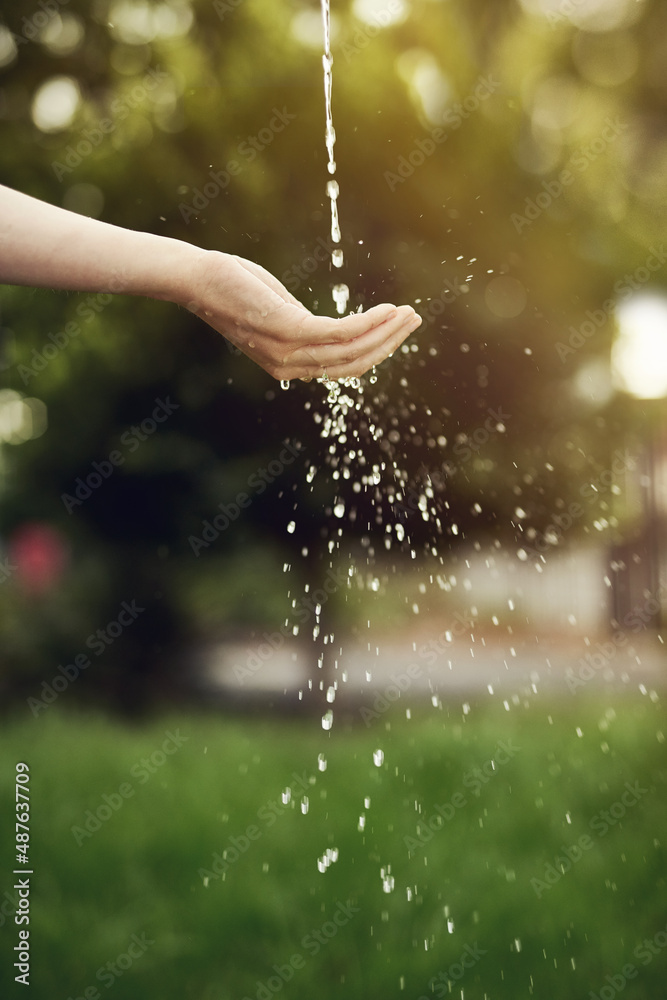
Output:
[[0, 183, 421, 381], [0, 183, 204, 305]]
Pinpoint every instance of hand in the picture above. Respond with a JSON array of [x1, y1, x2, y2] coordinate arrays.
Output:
[[185, 250, 422, 381]]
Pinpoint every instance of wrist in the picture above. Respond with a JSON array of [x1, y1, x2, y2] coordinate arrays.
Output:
[[172, 247, 233, 316], [147, 238, 212, 307]]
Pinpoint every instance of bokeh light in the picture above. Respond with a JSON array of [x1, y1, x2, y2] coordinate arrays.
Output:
[[613, 293, 667, 398], [31, 76, 81, 132]]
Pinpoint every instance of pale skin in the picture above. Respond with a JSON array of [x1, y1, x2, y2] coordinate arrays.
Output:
[[0, 185, 421, 381]]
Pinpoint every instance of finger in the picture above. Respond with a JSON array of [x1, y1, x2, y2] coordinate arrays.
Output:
[[287, 307, 421, 371], [320, 312, 420, 381], [234, 257, 309, 311], [295, 302, 406, 345], [321, 318, 418, 379]]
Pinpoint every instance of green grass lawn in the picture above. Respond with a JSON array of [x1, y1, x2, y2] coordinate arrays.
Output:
[[1, 694, 666, 1000]]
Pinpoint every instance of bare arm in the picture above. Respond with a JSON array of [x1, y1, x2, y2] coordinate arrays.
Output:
[[0, 184, 421, 380]]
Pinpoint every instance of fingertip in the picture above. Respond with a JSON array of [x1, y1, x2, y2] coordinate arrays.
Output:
[[367, 303, 398, 324]]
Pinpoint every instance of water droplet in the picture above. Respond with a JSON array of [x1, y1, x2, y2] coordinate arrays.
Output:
[[373, 749, 384, 766], [280, 379, 290, 390], [333, 502, 345, 518], [332, 248, 344, 267], [301, 796, 309, 814], [318, 753, 327, 771], [287, 520, 296, 534], [381, 867, 395, 893], [332, 283, 349, 314], [317, 846, 339, 872], [322, 709, 334, 731]]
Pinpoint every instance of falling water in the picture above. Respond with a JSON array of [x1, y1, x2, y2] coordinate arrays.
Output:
[[279, 0, 486, 898], [280, 0, 366, 397], [321, 0, 349, 317]]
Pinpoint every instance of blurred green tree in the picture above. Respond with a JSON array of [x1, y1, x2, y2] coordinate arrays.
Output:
[[0, 0, 665, 706]]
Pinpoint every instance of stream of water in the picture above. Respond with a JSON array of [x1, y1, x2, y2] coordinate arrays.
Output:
[[281, 0, 375, 402], [321, 0, 349, 316], [277, 2, 447, 896]]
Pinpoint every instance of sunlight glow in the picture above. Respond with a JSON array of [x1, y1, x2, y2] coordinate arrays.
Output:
[[612, 294, 667, 399]]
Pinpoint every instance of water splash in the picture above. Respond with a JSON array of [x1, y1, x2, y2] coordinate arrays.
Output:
[[316, 370, 359, 405], [381, 865, 395, 893], [317, 847, 339, 872]]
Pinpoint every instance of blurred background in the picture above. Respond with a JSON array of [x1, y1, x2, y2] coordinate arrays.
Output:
[[1, 0, 666, 997]]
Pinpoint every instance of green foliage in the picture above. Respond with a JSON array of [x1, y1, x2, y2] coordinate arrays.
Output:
[[1, 0, 666, 697], [0, 696, 665, 997]]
